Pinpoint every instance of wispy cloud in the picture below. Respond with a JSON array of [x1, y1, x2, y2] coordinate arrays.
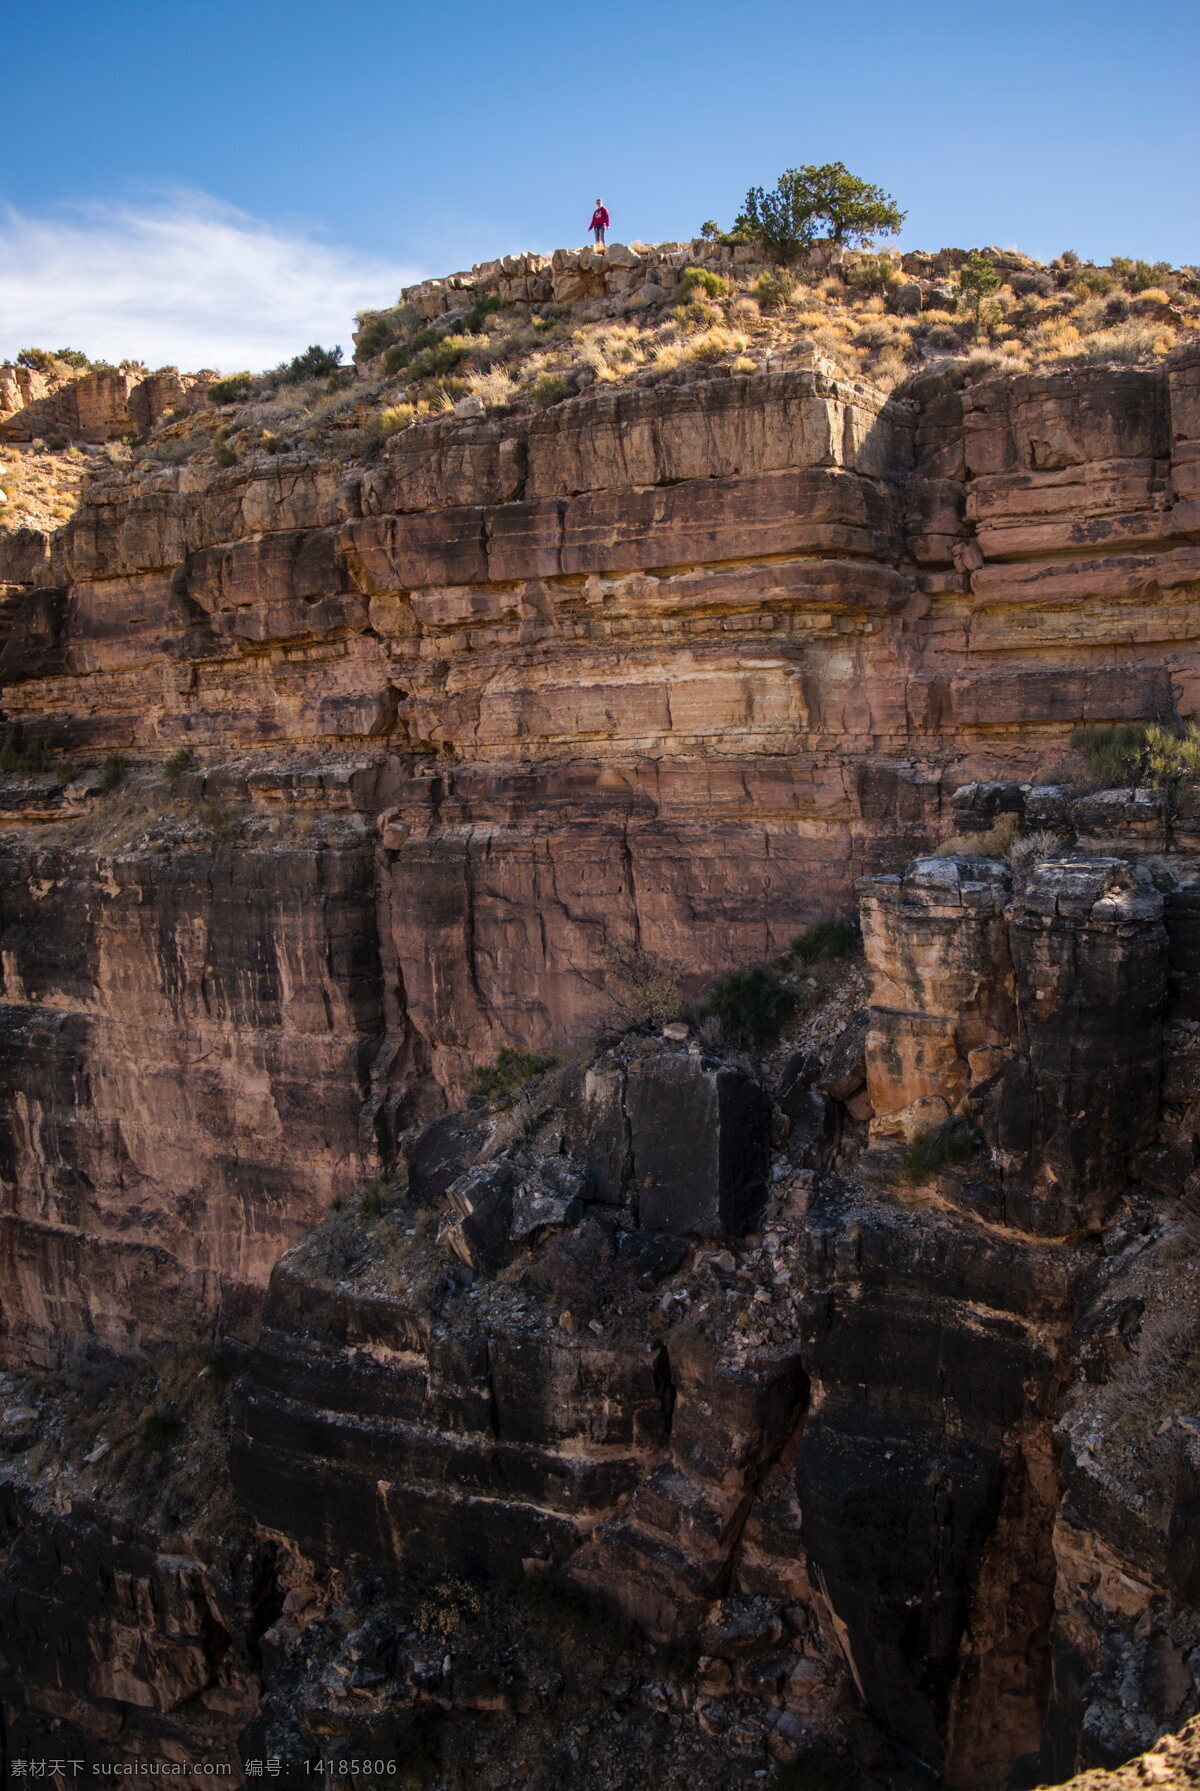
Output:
[[0, 192, 424, 373]]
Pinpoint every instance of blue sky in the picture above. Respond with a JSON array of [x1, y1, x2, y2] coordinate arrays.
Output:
[[2, 0, 1196, 368]]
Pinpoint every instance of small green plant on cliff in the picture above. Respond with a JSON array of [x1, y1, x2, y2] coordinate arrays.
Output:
[[604, 942, 684, 1031], [364, 404, 415, 449], [1112, 257, 1175, 294], [532, 371, 570, 408], [702, 965, 796, 1047], [163, 747, 194, 781], [276, 343, 343, 384], [935, 810, 1020, 858], [356, 303, 417, 360], [207, 372, 253, 405], [0, 738, 59, 775], [468, 1046, 557, 1109], [461, 292, 506, 334], [196, 801, 237, 842], [1068, 721, 1200, 791], [957, 252, 1002, 325], [900, 1117, 980, 1183], [786, 918, 859, 965], [677, 266, 729, 301], [407, 335, 472, 381], [99, 752, 128, 792], [140, 1408, 185, 1454], [754, 269, 795, 312]]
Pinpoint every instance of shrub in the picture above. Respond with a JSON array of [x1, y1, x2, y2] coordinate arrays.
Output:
[[196, 801, 237, 842], [16, 347, 55, 372], [605, 943, 684, 1030], [365, 404, 415, 445], [384, 326, 447, 375], [468, 1047, 556, 1108], [1008, 829, 1066, 890], [207, 373, 253, 405], [702, 965, 796, 1047], [1111, 257, 1174, 293], [360, 1178, 386, 1219], [99, 752, 128, 792], [754, 270, 794, 312], [467, 368, 517, 409], [408, 336, 472, 380], [213, 440, 238, 467], [900, 1118, 979, 1183], [688, 327, 747, 364], [54, 348, 91, 368], [788, 919, 858, 965], [140, 1409, 184, 1454], [935, 811, 1020, 858], [1072, 267, 1115, 298], [1056, 321, 1172, 366], [0, 738, 59, 775], [1070, 722, 1158, 786], [164, 747, 194, 781], [844, 253, 899, 297], [276, 343, 343, 384], [461, 293, 506, 334], [957, 252, 1002, 324], [531, 372, 569, 408], [675, 299, 721, 332], [355, 303, 415, 360], [678, 266, 729, 300]]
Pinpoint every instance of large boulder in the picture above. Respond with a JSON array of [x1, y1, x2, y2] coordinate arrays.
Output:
[[627, 1053, 771, 1238]]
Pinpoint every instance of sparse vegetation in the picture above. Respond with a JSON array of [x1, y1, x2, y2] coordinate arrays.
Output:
[[140, 1408, 185, 1454], [1067, 721, 1200, 791], [531, 371, 570, 408], [364, 404, 415, 446], [677, 266, 729, 301], [468, 1046, 557, 1108], [702, 964, 796, 1047], [163, 747, 194, 781], [935, 811, 1020, 858], [787, 919, 859, 965], [754, 270, 794, 312], [276, 343, 343, 384], [0, 738, 61, 775], [99, 752, 128, 792], [900, 1117, 980, 1183], [604, 942, 684, 1031], [196, 801, 237, 841], [207, 373, 254, 405]]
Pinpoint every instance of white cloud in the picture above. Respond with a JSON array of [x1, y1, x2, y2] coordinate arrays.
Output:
[[0, 191, 424, 373]]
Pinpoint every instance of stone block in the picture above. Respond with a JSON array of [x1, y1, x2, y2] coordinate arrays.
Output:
[[627, 1053, 770, 1238]]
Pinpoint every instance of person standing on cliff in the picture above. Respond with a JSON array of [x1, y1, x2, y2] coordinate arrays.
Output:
[[589, 200, 610, 246]]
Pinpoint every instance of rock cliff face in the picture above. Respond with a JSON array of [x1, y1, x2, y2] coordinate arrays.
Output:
[[2, 343, 1200, 1785]]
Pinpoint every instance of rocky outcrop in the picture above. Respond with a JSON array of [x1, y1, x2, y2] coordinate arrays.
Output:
[[0, 364, 210, 445]]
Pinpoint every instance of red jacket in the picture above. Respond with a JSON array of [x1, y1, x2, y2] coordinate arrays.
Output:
[[590, 207, 610, 232]]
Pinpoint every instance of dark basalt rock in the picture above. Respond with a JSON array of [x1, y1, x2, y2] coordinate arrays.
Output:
[[627, 1053, 771, 1239]]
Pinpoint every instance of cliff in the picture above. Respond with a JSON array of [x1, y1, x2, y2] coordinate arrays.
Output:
[[0, 259, 1199, 1786]]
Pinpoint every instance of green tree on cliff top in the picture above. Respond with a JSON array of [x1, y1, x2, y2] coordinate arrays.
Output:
[[735, 162, 905, 265]]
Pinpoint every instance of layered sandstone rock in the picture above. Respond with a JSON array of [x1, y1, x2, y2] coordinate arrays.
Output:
[[1, 342, 1200, 1782]]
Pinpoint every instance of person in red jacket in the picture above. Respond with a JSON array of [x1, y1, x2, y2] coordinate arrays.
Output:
[[589, 200, 610, 246]]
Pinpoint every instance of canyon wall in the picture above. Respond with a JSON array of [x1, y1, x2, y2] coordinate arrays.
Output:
[[2, 348, 1200, 1784], [0, 351, 1197, 1354]]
